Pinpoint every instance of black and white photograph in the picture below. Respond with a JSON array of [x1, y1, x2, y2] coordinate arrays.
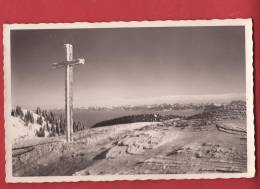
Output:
[[3, 19, 254, 182]]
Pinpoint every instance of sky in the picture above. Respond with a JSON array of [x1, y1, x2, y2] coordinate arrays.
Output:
[[10, 26, 246, 109]]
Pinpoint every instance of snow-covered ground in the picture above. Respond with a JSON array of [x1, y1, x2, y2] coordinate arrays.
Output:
[[11, 103, 248, 176], [12, 118, 247, 177], [10, 109, 49, 144]]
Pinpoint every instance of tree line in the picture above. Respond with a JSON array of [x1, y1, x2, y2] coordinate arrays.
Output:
[[11, 106, 87, 138]]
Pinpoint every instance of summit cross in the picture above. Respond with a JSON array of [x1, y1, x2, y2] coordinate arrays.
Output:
[[52, 44, 85, 142]]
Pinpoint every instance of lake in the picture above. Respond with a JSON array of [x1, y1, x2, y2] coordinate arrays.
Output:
[[53, 109, 202, 128]]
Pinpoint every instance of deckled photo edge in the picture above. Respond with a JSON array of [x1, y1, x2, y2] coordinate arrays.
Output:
[[245, 19, 255, 177], [3, 24, 13, 183], [3, 18, 255, 183]]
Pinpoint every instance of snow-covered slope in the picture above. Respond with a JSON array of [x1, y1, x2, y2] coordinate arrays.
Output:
[[10, 109, 49, 143]]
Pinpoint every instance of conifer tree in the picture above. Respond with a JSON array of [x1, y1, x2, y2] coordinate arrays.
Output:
[[37, 116, 43, 125], [46, 122, 50, 132], [55, 124, 60, 136], [36, 107, 41, 115], [11, 109, 17, 117], [15, 106, 24, 119], [36, 126, 45, 137], [24, 110, 34, 126]]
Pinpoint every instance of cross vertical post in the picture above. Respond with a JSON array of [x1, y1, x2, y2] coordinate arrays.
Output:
[[65, 44, 73, 142], [51, 44, 85, 143]]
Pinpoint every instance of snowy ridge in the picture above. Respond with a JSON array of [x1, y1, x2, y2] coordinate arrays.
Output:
[[10, 109, 49, 144]]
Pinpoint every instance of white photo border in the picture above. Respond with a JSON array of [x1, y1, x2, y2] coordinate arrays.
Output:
[[3, 18, 255, 183]]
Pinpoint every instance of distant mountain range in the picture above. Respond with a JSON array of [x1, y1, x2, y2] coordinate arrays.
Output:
[[73, 93, 245, 111]]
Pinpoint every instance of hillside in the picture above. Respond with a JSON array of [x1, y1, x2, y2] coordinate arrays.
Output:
[[12, 101, 247, 176], [10, 106, 88, 145], [10, 109, 50, 144]]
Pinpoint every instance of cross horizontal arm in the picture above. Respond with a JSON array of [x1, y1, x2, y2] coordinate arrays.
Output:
[[52, 58, 85, 69]]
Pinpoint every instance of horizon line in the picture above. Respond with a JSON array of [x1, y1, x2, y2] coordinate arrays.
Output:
[[12, 93, 246, 110]]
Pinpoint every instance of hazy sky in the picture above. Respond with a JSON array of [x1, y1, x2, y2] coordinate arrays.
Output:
[[11, 26, 246, 109]]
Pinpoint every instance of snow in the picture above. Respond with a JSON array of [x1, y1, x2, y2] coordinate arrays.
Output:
[[10, 109, 49, 144]]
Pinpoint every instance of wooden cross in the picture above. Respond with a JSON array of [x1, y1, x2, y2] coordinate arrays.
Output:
[[52, 44, 85, 142]]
